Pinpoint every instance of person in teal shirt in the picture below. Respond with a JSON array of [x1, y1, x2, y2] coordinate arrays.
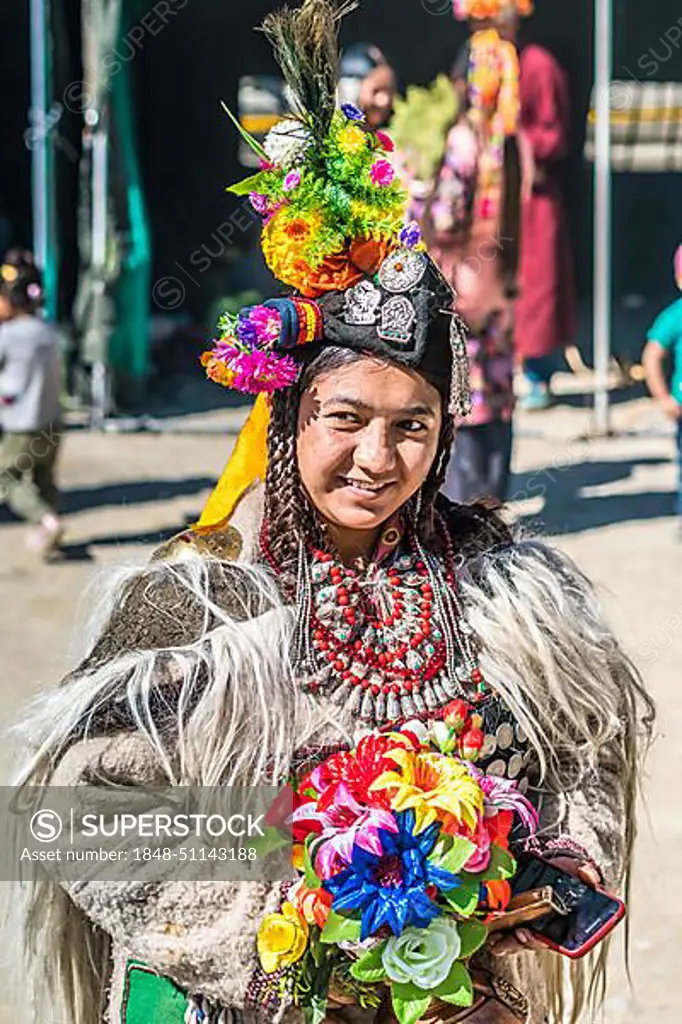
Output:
[[643, 245, 682, 523]]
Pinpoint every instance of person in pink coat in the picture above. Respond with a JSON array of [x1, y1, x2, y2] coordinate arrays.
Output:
[[515, 39, 577, 410]]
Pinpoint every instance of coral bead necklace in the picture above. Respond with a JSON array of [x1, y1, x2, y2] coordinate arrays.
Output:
[[261, 515, 488, 728]]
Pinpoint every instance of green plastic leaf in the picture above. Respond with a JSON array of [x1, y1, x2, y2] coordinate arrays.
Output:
[[303, 845, 321, 889], [434, 962, 474, 1008], [391, 982, 432, 1024], [350, 943, 387, 984], [303, 992, 328, 1024], [220, 100, 268, 159], [432, 836, 476, 875], [478, 845, 516, 882], [226, 171, 271, 196], [320, 910, 362, 945], [456, 920, 488, 960], [443, 875, 480, 917]]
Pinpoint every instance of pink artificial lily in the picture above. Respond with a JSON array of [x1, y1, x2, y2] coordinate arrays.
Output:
[[470, 767, 539, 834], [292, 782, 398, 880]]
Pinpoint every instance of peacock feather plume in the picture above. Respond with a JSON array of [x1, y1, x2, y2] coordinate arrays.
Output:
[[261, 0, 358, 141]]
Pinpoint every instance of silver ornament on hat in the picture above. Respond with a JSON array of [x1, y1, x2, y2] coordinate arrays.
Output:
[[378, 247, 427, 293], [344, 279, 382, 325], [377, 295, 416, 345]]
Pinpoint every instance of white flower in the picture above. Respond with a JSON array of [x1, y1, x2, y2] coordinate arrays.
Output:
[[382, 918, 461, 991], [263, 119, 312, 169]]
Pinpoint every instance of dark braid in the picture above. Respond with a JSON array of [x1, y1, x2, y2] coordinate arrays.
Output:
[[263, 346, 456, 585]]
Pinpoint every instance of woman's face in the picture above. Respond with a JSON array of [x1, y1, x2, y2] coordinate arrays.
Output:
[[296, 357, 442, 536], [359, 65, 397, 129]]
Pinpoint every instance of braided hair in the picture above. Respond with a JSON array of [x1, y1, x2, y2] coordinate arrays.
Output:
[[0, 249, 43, 315], [263, 345, 455, 589]]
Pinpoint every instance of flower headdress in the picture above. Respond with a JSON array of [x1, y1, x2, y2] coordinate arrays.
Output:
[[198, 0, 470, 532], [453, 0, 533, 19]]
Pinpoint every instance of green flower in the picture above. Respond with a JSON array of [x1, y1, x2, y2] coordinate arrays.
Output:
[[381, 918, 461, 990]]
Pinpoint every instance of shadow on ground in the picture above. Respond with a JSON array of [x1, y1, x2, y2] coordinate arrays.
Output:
[[510, 456, 676, 535]]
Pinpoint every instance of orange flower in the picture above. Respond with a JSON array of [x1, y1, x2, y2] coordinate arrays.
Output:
[[288, 878, 333, 928]]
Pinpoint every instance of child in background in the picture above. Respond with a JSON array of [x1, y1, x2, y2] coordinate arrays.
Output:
[[643, 245, 682, 533], [0, 250, 63, 555]]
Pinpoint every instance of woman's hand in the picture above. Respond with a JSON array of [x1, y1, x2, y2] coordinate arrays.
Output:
[[487, 856, 600, 958]]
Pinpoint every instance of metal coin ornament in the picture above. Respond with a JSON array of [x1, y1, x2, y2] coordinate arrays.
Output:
[[378, 247, 428, 294], [343, 279, 382, 325], [378, 295, 417, 345]]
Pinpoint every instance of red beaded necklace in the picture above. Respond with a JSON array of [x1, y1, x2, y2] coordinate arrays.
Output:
[[260, 514, 487, 728]]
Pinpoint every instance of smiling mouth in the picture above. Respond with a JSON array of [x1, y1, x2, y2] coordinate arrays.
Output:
[[339, 476, 395, 495]]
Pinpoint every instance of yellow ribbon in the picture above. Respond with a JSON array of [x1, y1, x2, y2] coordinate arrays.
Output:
[[195, 392, 271, 533]]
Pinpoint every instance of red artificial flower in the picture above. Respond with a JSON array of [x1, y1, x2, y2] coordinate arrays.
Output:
[[485, 809, 514, 851], [375, 130, 395, 153], [443, 699, 472, 732]]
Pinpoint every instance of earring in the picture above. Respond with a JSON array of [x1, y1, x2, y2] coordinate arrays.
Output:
[[411, 489, 423, 524]]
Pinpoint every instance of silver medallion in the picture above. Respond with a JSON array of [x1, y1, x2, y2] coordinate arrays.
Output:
[[343, 279, 382, 325], [378, 247, 427, 293], [377, 295, 416, 345]]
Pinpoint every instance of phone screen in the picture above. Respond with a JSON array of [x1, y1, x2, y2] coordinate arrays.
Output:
[[511, 854, 623, 952]]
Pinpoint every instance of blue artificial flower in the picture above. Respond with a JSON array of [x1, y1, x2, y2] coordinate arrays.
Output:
[[236, 310, 258, 346], [341, 102, 365, 122], [323, 809, 461, 941], [399, 222, 422, 250]]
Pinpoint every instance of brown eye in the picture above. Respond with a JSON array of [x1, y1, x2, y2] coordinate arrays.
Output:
[[399, 419, 428, 434]]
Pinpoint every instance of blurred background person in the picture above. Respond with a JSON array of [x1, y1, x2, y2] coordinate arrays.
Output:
[[398, 0, 530, 504], [513, 6, 576, 411], [338, 42, 397, 129], [643, 245, 682, 536], [0, 250, 63, 557]]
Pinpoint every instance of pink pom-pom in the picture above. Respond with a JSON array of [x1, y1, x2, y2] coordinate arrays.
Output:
[[675, 244, 682, 289], [230, 348, 299, 394], [283, 169, 302, 192]]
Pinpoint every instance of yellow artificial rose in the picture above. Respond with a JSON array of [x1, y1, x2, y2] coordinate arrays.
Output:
[[257, 901, 309, 974], [338, 125, 367, 156]]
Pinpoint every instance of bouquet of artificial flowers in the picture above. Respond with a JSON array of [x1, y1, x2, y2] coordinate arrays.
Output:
[[257, 702, 538, 1024]]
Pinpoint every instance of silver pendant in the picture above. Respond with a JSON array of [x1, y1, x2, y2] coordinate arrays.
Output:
[[377, 295, 416, 345], [349, 687, 363, 715], [375, 691, 387, 723], [378, 247, 427, 293], [360, 689, 375, 722], [423, 683, 438, 710], [400, 694, 416, 718], [387, 693, 401, 720], [432, 681, 448, 704], [413, 691, 426, 715], [344, 279, 382, 325], [332, 680, 353, 706]]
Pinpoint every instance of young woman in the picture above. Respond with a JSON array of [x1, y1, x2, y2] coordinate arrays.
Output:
[[12, 4, 652, 1024]]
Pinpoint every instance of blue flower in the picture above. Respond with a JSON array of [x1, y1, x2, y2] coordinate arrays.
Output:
[[341, 102, 365, 122], [322, 810, 461, 940], [399, 222, 422, 249]]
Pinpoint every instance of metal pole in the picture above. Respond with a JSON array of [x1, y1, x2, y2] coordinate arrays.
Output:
[[593, 0, 613, 434], [90, 119, 110, 428], [29, 0, 57, 320]]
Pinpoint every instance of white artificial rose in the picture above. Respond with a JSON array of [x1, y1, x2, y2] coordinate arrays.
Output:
[[382, 917, 461, 991], [263, 119, 312, 169]]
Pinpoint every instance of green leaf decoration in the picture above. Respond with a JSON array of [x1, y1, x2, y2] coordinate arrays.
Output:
[[478, 846, 516, 882], [220, 100, 268, 160], [303, 992, 329, 1024], [320, 910, 362, 945], [226, 171, 272, 196], [442, 875, 480, 917], [248, 827, 290, 859], [456, 920, 488, 960], [303, 845, 321, 889], [434, 962, 474, 1008], [391, 982, 432, 1024], [350, 943, 387, 984], [431, 836, 476, 875]]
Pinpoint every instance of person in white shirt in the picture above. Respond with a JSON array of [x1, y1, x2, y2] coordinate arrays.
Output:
[[0, 249, 63, 555]]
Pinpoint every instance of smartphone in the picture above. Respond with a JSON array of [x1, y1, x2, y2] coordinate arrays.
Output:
[[510, 851, 626, 959]]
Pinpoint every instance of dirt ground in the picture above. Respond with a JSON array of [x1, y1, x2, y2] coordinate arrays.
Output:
[[0, 382, 680, 1021]]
